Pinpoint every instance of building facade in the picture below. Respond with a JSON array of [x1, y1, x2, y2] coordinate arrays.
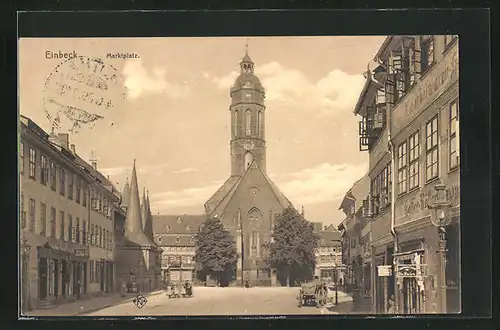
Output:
[[114, 161, 162, 293], [314, 225, 343, 283], [337, 175, 371, 312], [152, 215, 204, 284], [19, 116, 119, 311], [353, 35, 460, 314], [203, 50, 295, 286]]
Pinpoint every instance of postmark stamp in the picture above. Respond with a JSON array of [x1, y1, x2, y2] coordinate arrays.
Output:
[[133, 294, 148, 308], [42, 55, 127, 133]]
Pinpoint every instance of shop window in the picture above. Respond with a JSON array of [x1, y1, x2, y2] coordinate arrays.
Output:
[[408, 131, 420, 190], [425, 116, 439, 181]]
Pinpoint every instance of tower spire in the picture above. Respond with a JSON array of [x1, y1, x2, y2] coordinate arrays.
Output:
[[245, 37, 249, 56]]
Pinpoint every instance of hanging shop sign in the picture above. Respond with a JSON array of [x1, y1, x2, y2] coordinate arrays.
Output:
[[377, 265, 393, 277]]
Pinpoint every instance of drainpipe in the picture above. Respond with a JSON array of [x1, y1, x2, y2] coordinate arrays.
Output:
[[370, 58, 399, 313], [386, 76, 399, 314]]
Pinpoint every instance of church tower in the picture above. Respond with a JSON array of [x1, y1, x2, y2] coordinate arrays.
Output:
[[229, 44, 266, 176]]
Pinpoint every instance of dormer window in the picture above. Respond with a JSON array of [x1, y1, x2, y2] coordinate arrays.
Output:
[[190, 236, 195, 243], [185, 225, 191, 232], [176, 235, 180, 243], [165, 225, 170, 232], [157, 235, 162, 243], [177, 217, 182, 224]]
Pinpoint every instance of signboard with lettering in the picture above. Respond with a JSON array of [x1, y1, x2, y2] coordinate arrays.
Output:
[[395, 183, 460, 223], [74, 248, 87, 257], [392, 43, 459, 135], [377, 265, 393, 277]]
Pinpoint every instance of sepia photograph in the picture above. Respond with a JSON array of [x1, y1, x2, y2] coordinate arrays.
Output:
[[18, 34, 460, 317]]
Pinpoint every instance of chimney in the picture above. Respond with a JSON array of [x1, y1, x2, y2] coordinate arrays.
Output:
[[70, 144, 76, 154], [90, 150, 98, 170], [58, 133, 70, 150]]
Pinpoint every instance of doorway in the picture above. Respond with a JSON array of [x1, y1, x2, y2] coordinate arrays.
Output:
[[402, 277, 424, 314], [38, 257, 48, 300]]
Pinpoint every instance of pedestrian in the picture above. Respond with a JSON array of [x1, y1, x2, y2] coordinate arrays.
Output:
[[120, 280, 127, 297], [76, 279, 81, 300], [387, 294, 396, 314]]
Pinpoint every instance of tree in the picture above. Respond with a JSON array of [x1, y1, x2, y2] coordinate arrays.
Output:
[[194, 215, 238, 287], [265, 207, 320, 286]]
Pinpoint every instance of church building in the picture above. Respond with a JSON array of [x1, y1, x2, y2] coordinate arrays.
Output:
[[203, 49, 295, 286]]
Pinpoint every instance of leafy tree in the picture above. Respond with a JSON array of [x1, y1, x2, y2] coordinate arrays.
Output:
[[194, 215, 238, 287], [265, 207, 320, 286]]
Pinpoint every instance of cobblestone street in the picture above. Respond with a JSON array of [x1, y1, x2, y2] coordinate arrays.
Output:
[[85, 287, 353, 316]]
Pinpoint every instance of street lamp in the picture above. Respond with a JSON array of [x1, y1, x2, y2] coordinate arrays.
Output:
[[427, 182, 452, 314]]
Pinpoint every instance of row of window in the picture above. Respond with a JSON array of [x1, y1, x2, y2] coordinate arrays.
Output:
[[387, 35, 457, 105], [316, 246, 341, 253], [157, 235, 195, 244], [20, 142, 114, 220], [19, 195, 113, 250], [396, 100, 459, 196], [162, 254, 194, 265], [234, 109, 263, 137], [317, 255, 340, 263], [161, 245, 195, 253], [370, 162, 393, 217]]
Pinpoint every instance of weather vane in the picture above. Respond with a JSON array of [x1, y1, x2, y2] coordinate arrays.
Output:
[[245, 37, 249, 55]]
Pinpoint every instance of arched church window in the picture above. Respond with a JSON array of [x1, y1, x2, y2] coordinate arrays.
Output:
[[248, 207, 261, 229], [244, 152, 253, 172], [257, 111, 262, 136], [234, 110, 239, 136], [245, 110, 251, 136]]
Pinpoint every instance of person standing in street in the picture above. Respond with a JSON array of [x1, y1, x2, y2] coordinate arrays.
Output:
[[387, 294, 396, 314], [76, 280, 81, 300]]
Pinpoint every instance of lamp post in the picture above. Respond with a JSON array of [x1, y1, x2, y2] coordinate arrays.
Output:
[[20, 239, 31, 311], [427, 182, 452, 314]]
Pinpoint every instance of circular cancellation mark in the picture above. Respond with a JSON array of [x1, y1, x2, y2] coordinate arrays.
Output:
[[43, 55, 127, 133]]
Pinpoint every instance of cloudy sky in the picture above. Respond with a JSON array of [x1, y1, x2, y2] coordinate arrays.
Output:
[[19, 36, 386, 227]]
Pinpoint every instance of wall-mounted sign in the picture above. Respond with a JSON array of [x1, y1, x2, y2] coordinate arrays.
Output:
[[377, 265, 393, 277], [74, 248, 87, 257], [396, 183, 460, 220], [392, 43, 459, 135]]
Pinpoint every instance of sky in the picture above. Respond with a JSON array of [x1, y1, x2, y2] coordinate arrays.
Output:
[[18, 36, 387, 227]]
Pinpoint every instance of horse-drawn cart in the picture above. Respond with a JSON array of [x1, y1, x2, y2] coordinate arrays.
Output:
[[297, 280, 327, 308]]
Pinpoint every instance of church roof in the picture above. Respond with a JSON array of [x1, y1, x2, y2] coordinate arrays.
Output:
[[233, 73, 264, 91], [207, 160, 293, 218], [204, 176, 241, 212], [123, 160, 153, 247], [152, 214, 205, 235], [121, 179, 130, 208]]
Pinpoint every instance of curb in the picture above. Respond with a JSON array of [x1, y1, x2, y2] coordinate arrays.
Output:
[[74, 290, 165, 316]]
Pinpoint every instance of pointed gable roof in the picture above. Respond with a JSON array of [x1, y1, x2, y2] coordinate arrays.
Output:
[[124, 160, 152, 247], [209, 160, 293, 218], [144, 190, 156, 245], [204, 176, 241, 212], [141, 187, 148, 231], [121, 177, 130, 209]]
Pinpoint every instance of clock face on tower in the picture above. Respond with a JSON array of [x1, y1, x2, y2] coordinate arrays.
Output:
[[242, 140, 255, 150]]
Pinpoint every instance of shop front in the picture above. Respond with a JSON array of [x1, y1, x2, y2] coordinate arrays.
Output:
[[37, 242, 89, 305]]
